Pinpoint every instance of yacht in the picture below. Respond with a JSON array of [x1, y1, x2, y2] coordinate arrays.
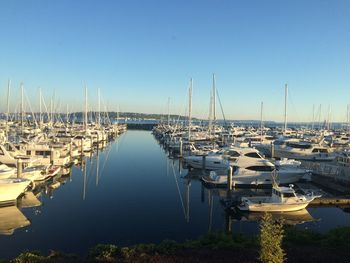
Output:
[[273, 138, 335, 161], [0, 143, 38, 167], [0, 178, 32, 204], [202, 161, 307, 187], [187, 146, 307, 186], [184, 146, 255, 170], [0, 164, 16, 178]]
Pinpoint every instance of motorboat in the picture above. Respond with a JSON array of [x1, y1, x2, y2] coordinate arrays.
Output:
[[15, 165, 61, 184], [0, 178, 32, 204], [202, 162, 307, 187], [185, 146, 266, 170], [199, 148, 308, 187], [0, 164, 16, 178], [273, 138, 335, 161], [237, 184, 320, 212], [0, 143, 38, 167]]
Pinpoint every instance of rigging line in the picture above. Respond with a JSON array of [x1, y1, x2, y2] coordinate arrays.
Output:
[[24, 90, 39, 128], [170, 90, 188, 137], [98, 143, 112, 181], [40, 95, 50, 122], [287, 89, 301, 123], [215, 89, 227, 127], [86, 155, 98, 186], [171, 160, 187, 218]]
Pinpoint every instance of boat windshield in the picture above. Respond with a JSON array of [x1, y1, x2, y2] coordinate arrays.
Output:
[[246, 166, 274, 172], [223, 150, 240, 157], [287, 142, 312, 149], [312, 148, 328, 153], [282, 192, 295, 198], [244, 152, 262, 158]]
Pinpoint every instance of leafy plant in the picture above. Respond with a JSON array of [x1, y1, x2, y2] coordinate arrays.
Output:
[[259, 213, 285, 263], [11, 250, 44, 263], [120, 247, 135, 259], [88, 244, 119, 260]]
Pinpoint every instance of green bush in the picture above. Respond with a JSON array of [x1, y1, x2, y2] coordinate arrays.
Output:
[[259, 213, 285, 263], [155, 239, 181, 254], [120, 247, 135, 259], [134, 243, 156, 254], [88, 244, 119, 260], [11, 251, 44, 263], [284, 226, 322, 245], [284, 226, 350, 248]]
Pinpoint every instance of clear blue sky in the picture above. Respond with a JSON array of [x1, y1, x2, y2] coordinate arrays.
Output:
[[0, 0, 349, 122]]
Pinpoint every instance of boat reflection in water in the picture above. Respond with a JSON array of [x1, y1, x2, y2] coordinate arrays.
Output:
[[197, 178, 316, 235], [0, 168, 73, 236], [229, 208, 315, 226], [17, 191, 42, 209], [0, 206, 30, 235]]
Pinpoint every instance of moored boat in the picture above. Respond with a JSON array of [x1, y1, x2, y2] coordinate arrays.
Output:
[[0, 178, 32, 204], [237, 184, 320, 212]]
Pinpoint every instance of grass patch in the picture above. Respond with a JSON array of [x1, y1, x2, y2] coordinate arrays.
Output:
[[284, 226, 350, 248]]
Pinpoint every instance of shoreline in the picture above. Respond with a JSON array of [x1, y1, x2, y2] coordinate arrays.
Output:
[[6, 227, 350, 262]]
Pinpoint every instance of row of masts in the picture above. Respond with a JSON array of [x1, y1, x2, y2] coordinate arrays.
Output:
[[4, 81, 112, 137], [177, 79, 349, 139]]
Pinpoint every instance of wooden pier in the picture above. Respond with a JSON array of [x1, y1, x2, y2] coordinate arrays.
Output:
[[310, 197, 350, 206]]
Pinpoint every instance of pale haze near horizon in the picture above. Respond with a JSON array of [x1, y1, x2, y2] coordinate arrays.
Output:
[[0, 0, 349, 123]]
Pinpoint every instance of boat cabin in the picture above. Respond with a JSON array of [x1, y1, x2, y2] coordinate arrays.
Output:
[[271, 186, 298, 203]]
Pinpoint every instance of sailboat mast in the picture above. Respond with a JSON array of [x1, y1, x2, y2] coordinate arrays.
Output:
[[283, 84, 288, 133], [6, 79, 11, 140], [318, 104, 322, 130], [39, 88, 42, 128], [260, 101, 263, 143], [188, 78, 193, 142], [21, 82, 24, 134], [346, 104, 350, 131], [50, 97, 53, 125], [66, 104, 69, 127], [208, 89, 213, 135], [212, 74, 216, 122], [97, 88, 101, 127], [327, 105, 331, 130], [85, 85, 88, 134], [167, 97, 170, 126], [311, 104, 315, 130]]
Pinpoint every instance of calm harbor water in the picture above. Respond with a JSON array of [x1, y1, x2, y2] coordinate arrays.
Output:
[[1, 130, 350, 259]]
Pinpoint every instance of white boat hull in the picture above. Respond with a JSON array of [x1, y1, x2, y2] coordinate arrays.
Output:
[[238, 196, 315, 212], [202, 170, 305, 187], [0, 178, 32, 204], [185, 156, 229, 170]]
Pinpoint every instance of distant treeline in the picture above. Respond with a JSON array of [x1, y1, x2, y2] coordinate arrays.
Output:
[[0, 112, 191, 121]]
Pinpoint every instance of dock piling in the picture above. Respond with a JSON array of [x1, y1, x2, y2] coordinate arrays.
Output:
[[179, 139, 183, 156], [50, 148, 54, 165], [202, 155, 206, 170], [271, 142, 275, 158], [227, 166, 233, 191], [17, 159, 22, 178]]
